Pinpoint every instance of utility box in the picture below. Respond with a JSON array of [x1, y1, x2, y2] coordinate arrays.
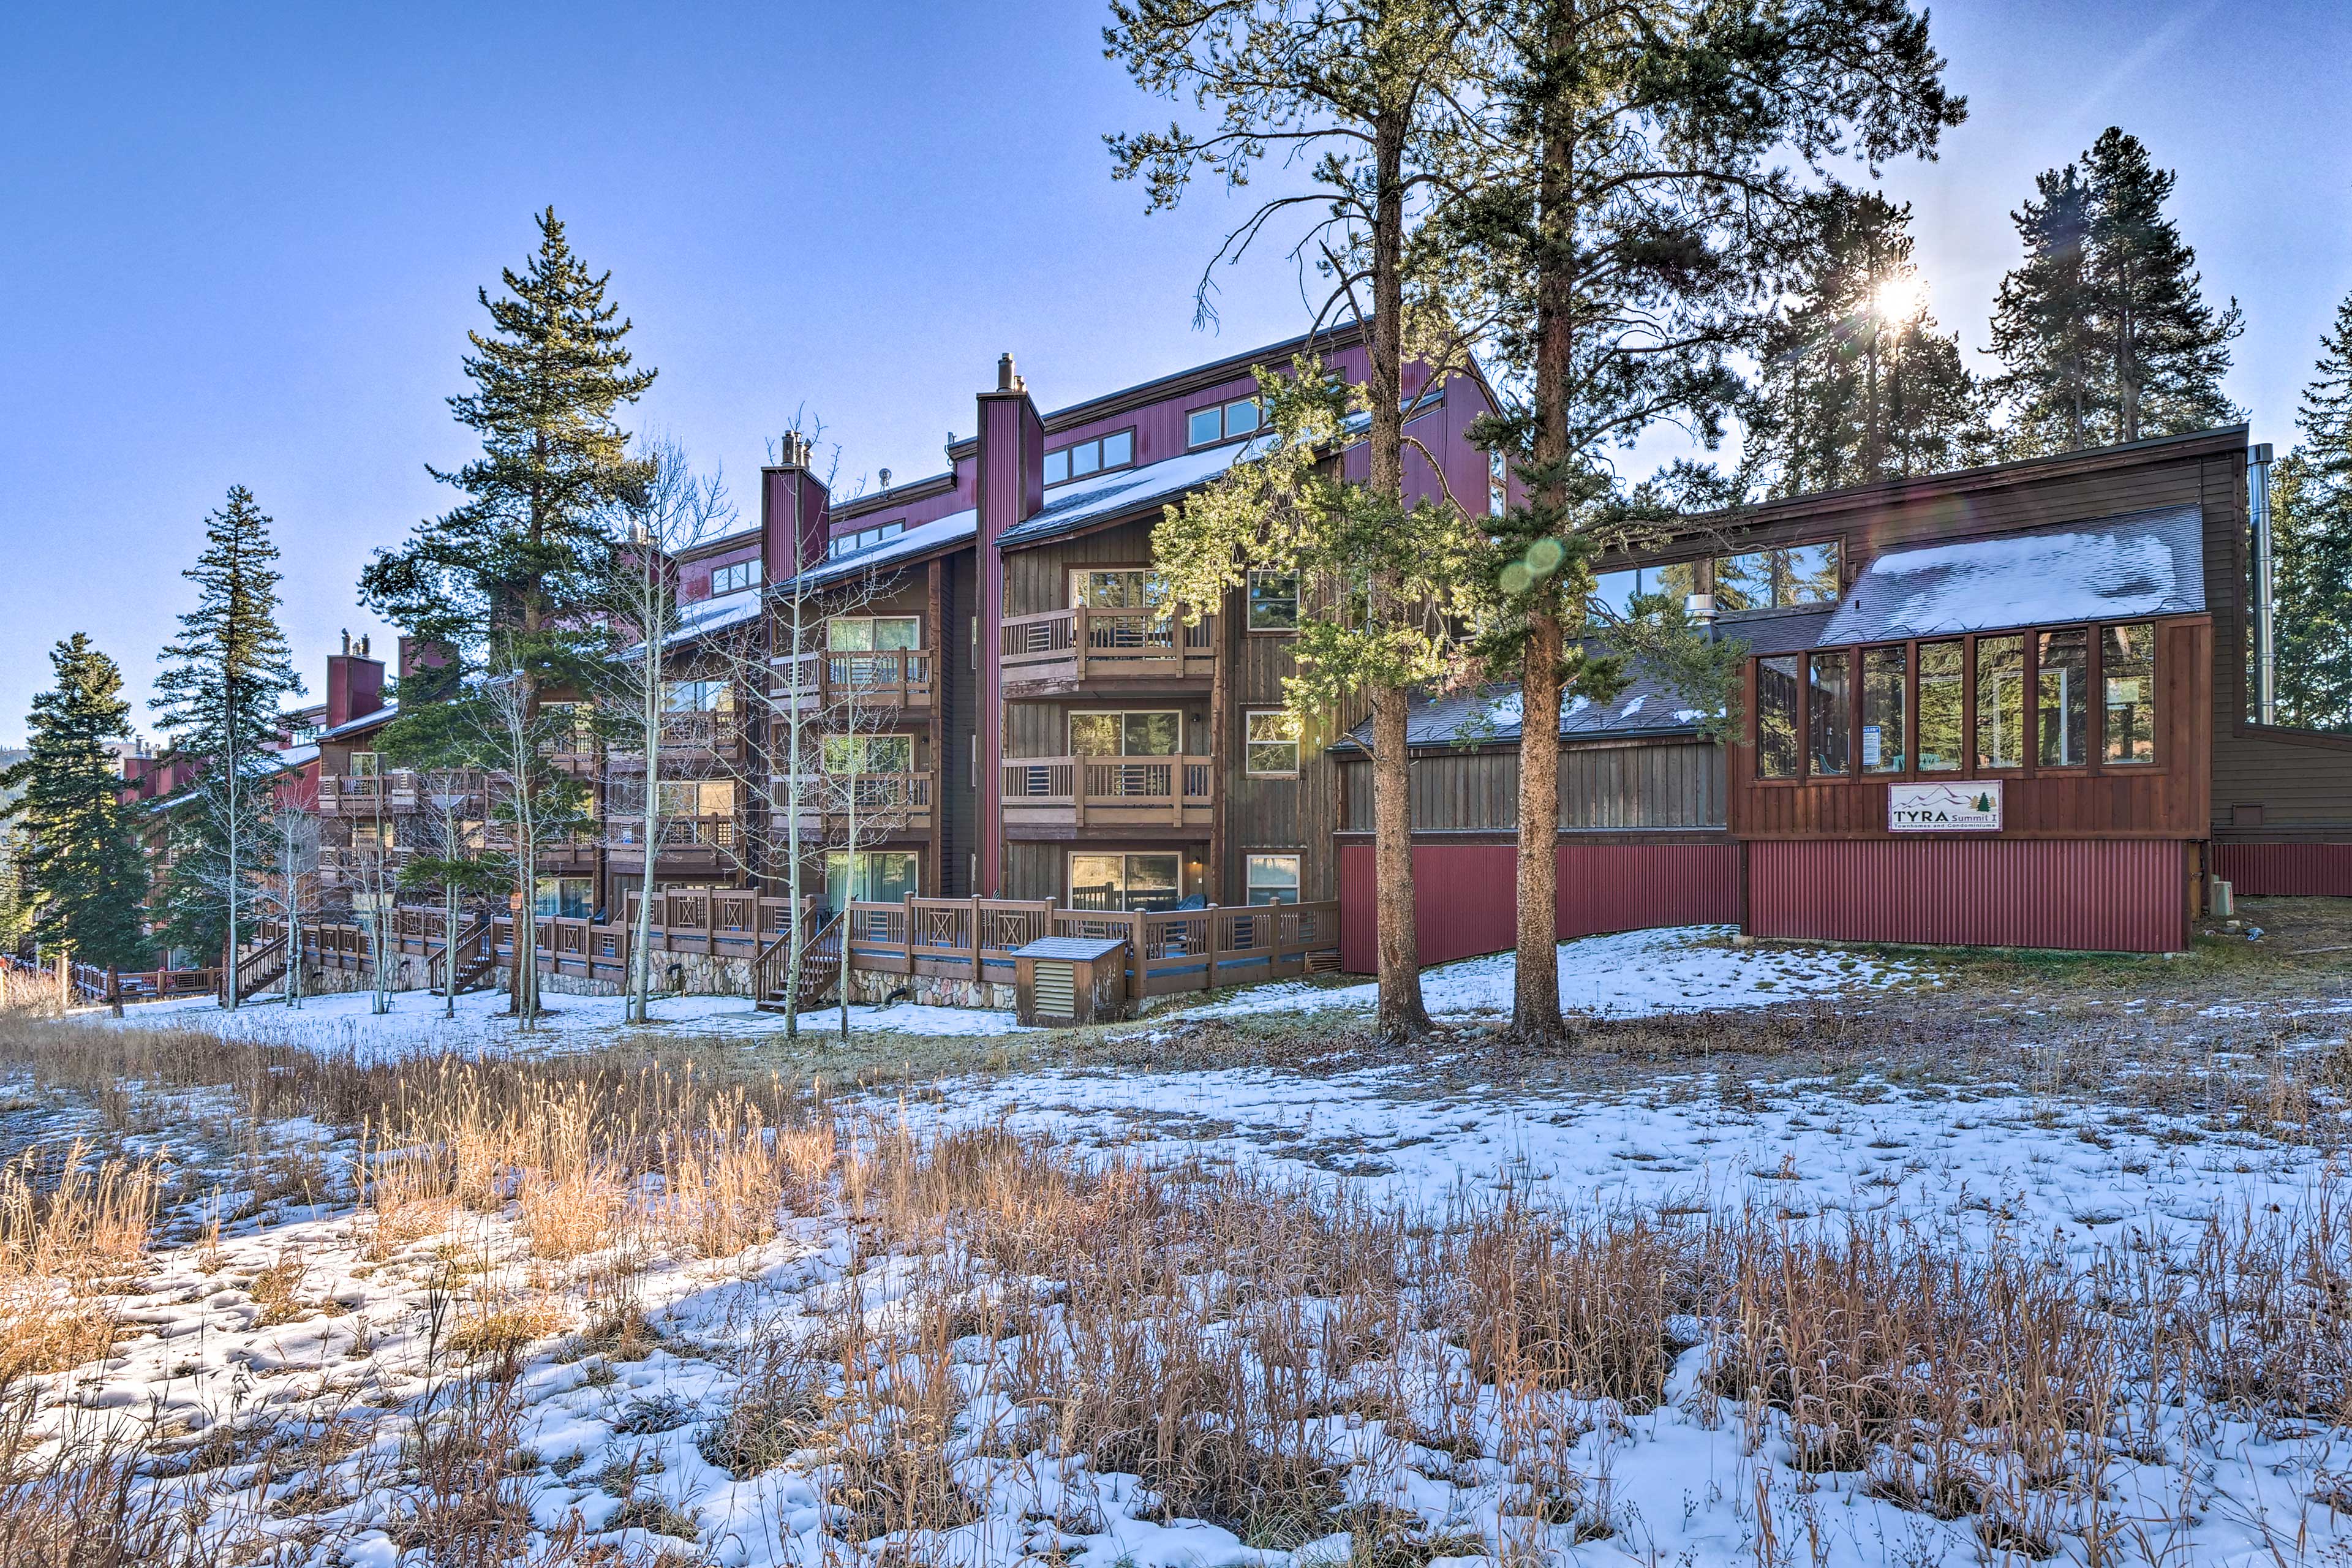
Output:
[[1012, 937, 1129, 1027]]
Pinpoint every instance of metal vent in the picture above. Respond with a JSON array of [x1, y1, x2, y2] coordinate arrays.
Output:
[[1034, 960, 1076, 1019]]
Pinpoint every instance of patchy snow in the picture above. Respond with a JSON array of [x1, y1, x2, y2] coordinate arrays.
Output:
[[1174, 924, 1915, 1023], [1818, 506, 2204, 644], [85, 983, 1033, 1055], [1481, 690, 1523, 729], [1617, 694, 1646, 717]]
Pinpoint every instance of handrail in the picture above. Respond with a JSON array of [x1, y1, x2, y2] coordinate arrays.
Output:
[[999, 608, 1218, 678], [998, 754, 1215, 826]]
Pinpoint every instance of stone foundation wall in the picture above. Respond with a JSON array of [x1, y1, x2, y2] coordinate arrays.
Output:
[[489, 952, 751, 1000], [842, 967, 1015, 1012]]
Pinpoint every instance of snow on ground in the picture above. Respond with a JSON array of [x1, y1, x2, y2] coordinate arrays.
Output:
[[85, 983, 1034, 1055], [1175, 924, 1921, 1022]]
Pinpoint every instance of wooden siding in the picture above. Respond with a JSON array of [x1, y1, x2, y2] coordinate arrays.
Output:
[[1003, 842, 1061, 903], [1338, 739, 1727, 835], [1730, 618, 2211, 842]]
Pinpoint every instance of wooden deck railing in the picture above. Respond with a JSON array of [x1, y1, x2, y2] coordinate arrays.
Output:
[[317, 771, 421, 815], [792, 771, 934, 832], [602, 813, 741, 851], [834, 895, 1340, 997], [771, 649, 937, 710], [999, 609, 1218, 682], [999, 755, 1216, 827]]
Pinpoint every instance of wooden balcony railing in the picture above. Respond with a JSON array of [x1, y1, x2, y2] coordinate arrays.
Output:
[[839, 895, 1341, 997], [603, 813, 741, 853], [999, 755, 1216, 828], [317, 771, 421, 815], [606, 710, 745, 767], [769, 649, 936, 710], [788, 771, 934, 834], [998, 609, 1218, 685]]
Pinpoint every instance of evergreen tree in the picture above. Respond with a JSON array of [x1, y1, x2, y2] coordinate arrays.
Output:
[[2272, 289, 2352, 732], [0, 636, 149, 968], [152, 485, 303, 1003], [1991, 129, 2242, 451], [361, 206, 655, 695], [1449, 0, 1959, 1042], [1752, 190, 1986, 495]]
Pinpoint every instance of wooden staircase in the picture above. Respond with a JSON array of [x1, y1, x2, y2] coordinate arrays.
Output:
[[230, 933, 291, 1003], [753, 915, 843, 1014], [429, 919, 499, 997]]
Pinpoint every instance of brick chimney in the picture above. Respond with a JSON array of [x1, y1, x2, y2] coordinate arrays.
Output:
[[325, 642, 385, 731], [762, 431, 833, 585], [974, 352, 1044, 895]]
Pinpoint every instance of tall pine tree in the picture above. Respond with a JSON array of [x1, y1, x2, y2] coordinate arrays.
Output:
[[1991, 129, 2242, 452], [153, 485, 304, 1001], [2272, 288, 2352, 732], [361, 207, 655, 696], [1752, 190, 1986, 496], [0, 636, 150, 968]]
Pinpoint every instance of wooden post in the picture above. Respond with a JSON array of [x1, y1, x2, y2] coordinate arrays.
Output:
[[106, 965, 121, 1018], [56, 952, 69, 1011]]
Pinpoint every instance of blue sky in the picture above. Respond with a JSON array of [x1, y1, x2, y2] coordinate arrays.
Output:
[[2, 0, 2346, 736]]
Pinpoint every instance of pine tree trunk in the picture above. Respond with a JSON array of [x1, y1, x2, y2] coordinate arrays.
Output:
[[1366, 112, 1428, 1042], [631, 620, 660, 1025]]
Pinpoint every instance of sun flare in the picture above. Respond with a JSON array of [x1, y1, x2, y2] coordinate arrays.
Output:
[[1872, 271, 1925, 318]]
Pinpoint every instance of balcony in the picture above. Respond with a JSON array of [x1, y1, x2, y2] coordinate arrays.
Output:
[[769, 649, 935, 712], [785, 771, 935, 839], [317, 845, 415, 881], [999, 755, 1215, 832], [605, 710, 747, 770], [317, 771, 420, 815], [999, 609, 1218, 692], [602, 813, 743, 872]]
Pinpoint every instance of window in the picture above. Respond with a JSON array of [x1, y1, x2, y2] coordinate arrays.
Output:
[[827, 520, 905, 560], [1070, 711, 1180, 757], [533, 877, 594, 920], [1071, 569, 1167, 611], [826, 850, 918, 910], [1807, 653, 1850, 775], [1975, 635, 2026, 769], [823, 734, 913, 774], [828, 616, 921, 651], [1757, 656, 1800, 778], [665, 679, 733, 712], [1246, 853, 1301, 906], [1488, 450, 1508, 516], [2103, 622, 2156, 765], [2037, 628, 2089, 768], [1043, 428, 1136, 486], [710, 559, 758, 594], [1713, 542, 1842, 611], [1245, 710, 1301, 775], [1069, 852, 1182, 912], [1917, 641, 1964, 771], [657, 779, 734, 818], [1588, 562, 1701, 621], [1248, 570, 1298, 631], [349, 751, 381, 777], [1186, 396, 1262, 448], [1860, 647, 1906, 774]]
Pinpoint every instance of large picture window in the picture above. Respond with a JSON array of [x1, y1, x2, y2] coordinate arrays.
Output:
[[1070, 710, 1180, 757], [826, 850, 918, 910], [2037, 628, 2090, 768], [1807, 653, 1850, 776], [1246, 853, 1301, 905], [822, 734, 913, 774], [1975, 635, 2026, 769], [1860, 647, 1906, 773], [1589, 562, 1701, 621], [1245, 710, 1301, 776], [2103, 623, 2157, 764], [1757, 656, 1800, 778], [829, 616, 920, 651], [1069, 852, 1182, 912], [1071, 569, 1168, 612], [1917, 641, 1964, 771], [1714, 542, 1841, 611]]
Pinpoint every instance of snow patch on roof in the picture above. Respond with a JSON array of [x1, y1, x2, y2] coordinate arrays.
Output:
[[1818, 507, 2205, 645], [785, 509, 978, 589]]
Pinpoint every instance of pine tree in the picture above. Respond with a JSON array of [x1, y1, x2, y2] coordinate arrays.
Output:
[[1991, 129, 2242, 451], [1754, 190, 1986, 494], [2272, 289, 2352, 732], [0, 636, 149, 968], [153, 485, 304, 1005], [361, 207, 655, 691]]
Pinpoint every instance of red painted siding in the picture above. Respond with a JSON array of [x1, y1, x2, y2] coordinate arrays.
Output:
[[1746, 839, 2187, 952], [1338, 841, 1743, 973], [2212, 843, 2352, 897]]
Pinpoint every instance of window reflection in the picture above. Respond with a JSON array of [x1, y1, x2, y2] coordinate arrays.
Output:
[[1758, 656, 1800, 778], [1861, 647, 1907, 773], [2103, 622, 2156, 764], [2038, 628, 2089, 767], [1917, 641, 1964, 771], [1807, 653, 1850, 775], [1975, 635, 2026, 769]]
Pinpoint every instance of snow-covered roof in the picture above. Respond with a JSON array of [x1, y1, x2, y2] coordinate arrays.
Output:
[[782, 509, 978, 590], [995, 437, 1276, 549], [1335, 660, 1720, 753], [268, 744, 322, 768], [1816, 506, 2206, 646], [315, 703, 399, 742], [674, 588, 765, 640]]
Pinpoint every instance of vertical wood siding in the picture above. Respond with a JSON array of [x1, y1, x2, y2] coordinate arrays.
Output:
[[1338, 842, 1742, 971], [1338, 741, 1727, 834], [1746, 839, 2187, 952]]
